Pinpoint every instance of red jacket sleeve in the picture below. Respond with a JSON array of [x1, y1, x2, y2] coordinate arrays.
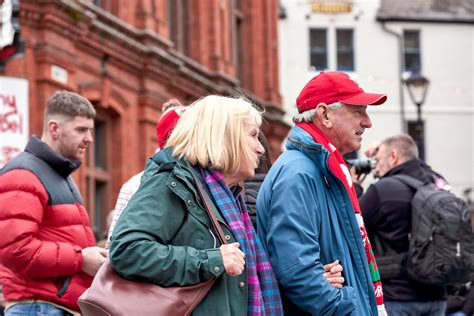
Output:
[[0, 169, 83, 278]]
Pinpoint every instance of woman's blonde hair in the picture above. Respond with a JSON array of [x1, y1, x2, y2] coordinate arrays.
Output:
[[166, 95, 262, 174]]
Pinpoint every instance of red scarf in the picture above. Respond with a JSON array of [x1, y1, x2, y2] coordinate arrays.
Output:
[[296, 122, 386, 314]]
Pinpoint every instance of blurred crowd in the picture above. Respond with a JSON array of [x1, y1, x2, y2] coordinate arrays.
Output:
[[0, 72, 472, 316]]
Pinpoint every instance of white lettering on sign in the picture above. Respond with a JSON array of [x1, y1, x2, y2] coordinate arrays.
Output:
[[0, 76, 29, 167]]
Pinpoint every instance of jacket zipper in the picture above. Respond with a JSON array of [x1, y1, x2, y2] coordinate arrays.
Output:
[[208, 228, 218, 248]]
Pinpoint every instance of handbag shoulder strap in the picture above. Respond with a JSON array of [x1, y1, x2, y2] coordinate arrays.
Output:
[[189, 169, 228, 245]]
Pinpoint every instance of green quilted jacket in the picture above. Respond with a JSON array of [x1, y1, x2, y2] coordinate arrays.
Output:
[[109, 148, 247, 315]]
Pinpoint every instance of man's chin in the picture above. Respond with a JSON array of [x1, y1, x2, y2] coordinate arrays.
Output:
[[350, 142, 362, 153], [71, 152, 85, 161]]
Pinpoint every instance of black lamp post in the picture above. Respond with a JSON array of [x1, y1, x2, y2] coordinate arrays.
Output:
[[404, 72, 430, 160]]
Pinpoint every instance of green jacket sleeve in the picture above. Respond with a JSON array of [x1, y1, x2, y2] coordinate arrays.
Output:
[[109, 170, 224, 286]]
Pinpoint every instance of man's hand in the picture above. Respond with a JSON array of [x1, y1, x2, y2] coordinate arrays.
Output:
[[81, 246, 108, 276], [364, 142, 380, 158], [220, 242, 245, 276], [350, 166, 368, 185], [323, 260, 344, 289]]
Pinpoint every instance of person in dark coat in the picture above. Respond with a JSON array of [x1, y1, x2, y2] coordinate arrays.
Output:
[[244, 133, 272, 229], [359, 133, 449, 315]]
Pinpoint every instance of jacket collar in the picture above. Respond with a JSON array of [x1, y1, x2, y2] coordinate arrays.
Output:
[[25, 136, 81, 178], [286, 126, 329, 161], [150, 147, 244, 197], [383, 158, 437, 183]]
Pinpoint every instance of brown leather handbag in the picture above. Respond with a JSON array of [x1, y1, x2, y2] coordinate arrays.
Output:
[[78, 170, 227, 316]]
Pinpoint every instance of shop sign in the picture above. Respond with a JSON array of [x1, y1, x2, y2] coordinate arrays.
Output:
[[311, 0, 353, 14], [0, 76, 28, 167]]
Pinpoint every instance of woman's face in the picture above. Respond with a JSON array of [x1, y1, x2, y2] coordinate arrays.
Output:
[[236, 120, 265, 182]]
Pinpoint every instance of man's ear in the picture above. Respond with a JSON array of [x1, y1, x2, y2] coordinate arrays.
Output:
[[48, 120, 60, 140], [314, 103, 332, 128], [389, 149, 399, 166]]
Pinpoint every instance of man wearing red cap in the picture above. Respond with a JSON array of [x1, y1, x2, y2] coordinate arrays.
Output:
[[257, 72, 387, 315], [105, 99, 187, 248]]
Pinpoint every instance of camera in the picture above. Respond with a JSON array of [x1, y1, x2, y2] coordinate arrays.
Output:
[[348, 159, 376, 176]]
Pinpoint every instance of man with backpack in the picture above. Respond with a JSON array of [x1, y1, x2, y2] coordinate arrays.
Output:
[[358, 133, 470, 315]]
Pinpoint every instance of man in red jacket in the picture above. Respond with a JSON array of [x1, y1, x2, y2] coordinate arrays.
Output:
[[0, 91, 107, 315]]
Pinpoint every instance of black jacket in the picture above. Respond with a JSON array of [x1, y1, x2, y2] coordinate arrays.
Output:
[[243, 173, 266, 229], [359, 158, 447, 302]]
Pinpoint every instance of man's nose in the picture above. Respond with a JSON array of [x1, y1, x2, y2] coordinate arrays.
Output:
[[362, 114, 372, 128], [85, 130, 94, 143]]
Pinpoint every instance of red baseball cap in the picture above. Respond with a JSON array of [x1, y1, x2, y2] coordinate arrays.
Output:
[[296, 72, 387, 113], [156, 103, 187, 149]]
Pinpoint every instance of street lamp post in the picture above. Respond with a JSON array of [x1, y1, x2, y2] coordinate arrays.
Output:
[[404, 73, 430, 160]]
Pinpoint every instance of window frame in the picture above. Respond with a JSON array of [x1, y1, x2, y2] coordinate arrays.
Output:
[[168, 0, 189, 55], [336, 28, 354, 72], [403, 30, 421, 73], [309, 28, 328, 71], [85, 112, 112, 241]]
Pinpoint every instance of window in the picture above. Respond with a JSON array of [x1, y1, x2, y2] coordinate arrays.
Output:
[[85, 116, 111, 241], [336, 29, 354, 71], [168, 0, 189, 54], [231, 0, 243, 80], [309, 28, 327, 70], [407, 120, 425, 160], [404, 30, 421, 72]]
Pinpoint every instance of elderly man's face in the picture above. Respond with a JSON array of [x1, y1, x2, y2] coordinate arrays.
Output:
[[328, 104, 372, 155]]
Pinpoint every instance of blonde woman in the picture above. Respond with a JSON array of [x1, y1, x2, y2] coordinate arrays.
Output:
[[109, 95, 283, 315]]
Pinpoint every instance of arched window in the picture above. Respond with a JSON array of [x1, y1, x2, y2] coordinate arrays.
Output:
[[85, 109, 112, 242], [232, 0, 243, 80], [168, 0, 189, 54]]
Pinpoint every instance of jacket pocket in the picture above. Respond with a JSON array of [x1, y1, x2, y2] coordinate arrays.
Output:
[[55, 276, 71, 298]]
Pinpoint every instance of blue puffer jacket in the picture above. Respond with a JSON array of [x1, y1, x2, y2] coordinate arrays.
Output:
[[256, 126, 378, 315]]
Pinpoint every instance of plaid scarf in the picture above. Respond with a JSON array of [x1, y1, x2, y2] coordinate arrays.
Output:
[[201, 168, 283, 316], [296, 122, 386, 315]]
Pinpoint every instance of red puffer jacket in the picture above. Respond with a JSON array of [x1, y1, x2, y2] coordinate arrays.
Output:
[[0, 137, 96, 311]]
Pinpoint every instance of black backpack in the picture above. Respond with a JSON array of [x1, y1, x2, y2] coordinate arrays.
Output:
[[393, 175, 474, 285]]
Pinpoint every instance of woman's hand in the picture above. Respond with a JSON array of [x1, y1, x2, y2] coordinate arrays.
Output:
[[323, 260, 344, 288], [220, 242, 245, 276], [81, 246, 108, 276]]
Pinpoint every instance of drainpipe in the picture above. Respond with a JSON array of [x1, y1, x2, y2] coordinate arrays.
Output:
[[380, 21, 407, 133]]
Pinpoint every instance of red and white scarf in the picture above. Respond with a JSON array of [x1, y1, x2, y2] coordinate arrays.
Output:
[[296, 122, 386, 315]]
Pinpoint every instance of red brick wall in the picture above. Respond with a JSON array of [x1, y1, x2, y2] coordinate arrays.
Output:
[[1, 0, 289, 235]]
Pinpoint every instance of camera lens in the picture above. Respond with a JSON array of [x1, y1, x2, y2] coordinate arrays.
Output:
[[348, 159, 375, 175]]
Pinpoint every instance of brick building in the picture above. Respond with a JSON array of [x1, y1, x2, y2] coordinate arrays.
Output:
[[0, 0, 289, 238]]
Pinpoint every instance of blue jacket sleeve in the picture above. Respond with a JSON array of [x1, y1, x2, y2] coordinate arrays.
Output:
[[257, 162, 357, 315]]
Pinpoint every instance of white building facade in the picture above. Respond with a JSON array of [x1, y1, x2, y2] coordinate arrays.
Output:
[[279, 0, 474, 197]]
